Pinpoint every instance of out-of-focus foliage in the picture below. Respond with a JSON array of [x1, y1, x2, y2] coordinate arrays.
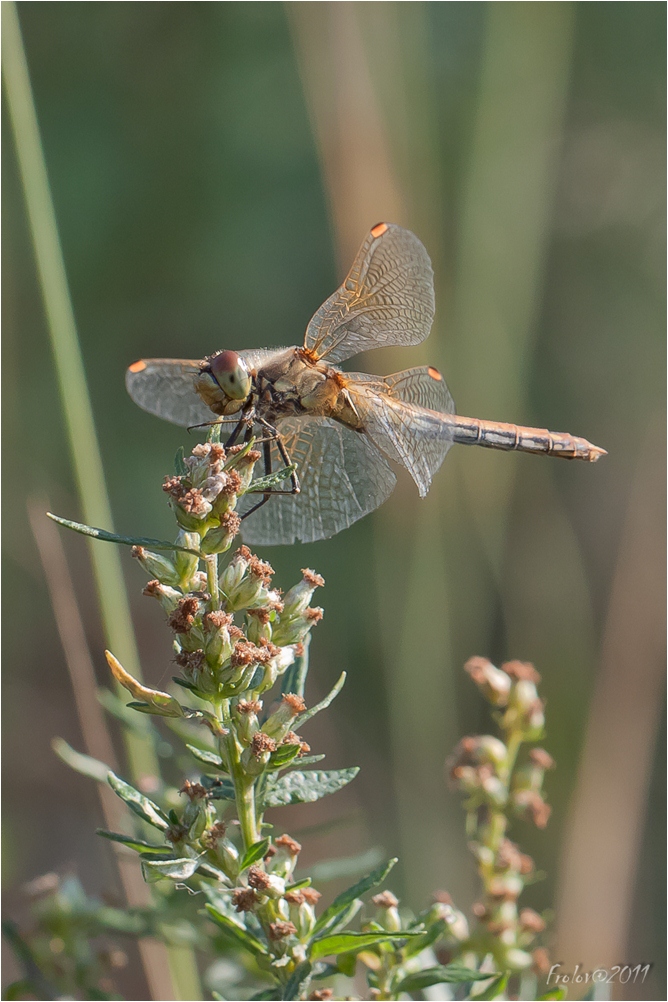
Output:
[[3, 3, 665, 1000]]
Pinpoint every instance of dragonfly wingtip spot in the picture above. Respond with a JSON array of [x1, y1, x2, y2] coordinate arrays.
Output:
[[128, 360, 147, 373], [370, 222, 389, 238], [427, 366, 443, 381]]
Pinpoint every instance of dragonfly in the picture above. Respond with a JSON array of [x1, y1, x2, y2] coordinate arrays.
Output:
[[127, 222, 605, 545]]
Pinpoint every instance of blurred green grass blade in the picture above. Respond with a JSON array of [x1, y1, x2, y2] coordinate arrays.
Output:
[[2, 7, 201, 998], [1, 2, 155, 779]]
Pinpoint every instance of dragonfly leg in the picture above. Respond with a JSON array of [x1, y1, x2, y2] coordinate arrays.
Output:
[[240, 435, 274, 521], [224, 414, 247, 448], [249, 418, 300, 496]]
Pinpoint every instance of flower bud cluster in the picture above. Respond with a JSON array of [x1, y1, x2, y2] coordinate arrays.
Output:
[[449, 657, 555, 975], [228, 834, 322, 957], [129, 442, 325, 708]]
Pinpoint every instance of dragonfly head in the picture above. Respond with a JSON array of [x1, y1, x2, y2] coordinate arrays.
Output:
[[195, 350, 252, 414]]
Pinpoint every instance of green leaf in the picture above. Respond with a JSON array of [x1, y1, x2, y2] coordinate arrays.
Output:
[[205, 778, 236, 801], [402, 918, 447, 958], [107, 771, 170, 830], [205, 904, 268, 956], [395, 964, 496, 994], [286, 877, 312, 892], [174, 446, 187, 475], [293, 753, 325, 767], [47, 513, 202, 555], [295, 672, 346, 727], [281, 960, 312, 1000], [314, 898, 361, 939], [310, 931, 416, 961], [262, 768, 359, 809], [96, 830, 173, 854], [268, 743, 302, 770], [539, 990, 567, 1001], [313, 857, 397, 935], [185, 744, 225, 769], [142, 856, 201, 883], [52, 737, 111, 782], [470, 971, 509, 999], [240, 838, 271, 871], [246, 465, 296, 494], [336, 952, 358, 977], [106, 650, 184, 718]]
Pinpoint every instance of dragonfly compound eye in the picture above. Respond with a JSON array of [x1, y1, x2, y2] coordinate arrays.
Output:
[[208, 350, 252, 401]]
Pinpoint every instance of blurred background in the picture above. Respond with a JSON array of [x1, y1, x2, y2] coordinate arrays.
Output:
[[3, 2, 665, 999]]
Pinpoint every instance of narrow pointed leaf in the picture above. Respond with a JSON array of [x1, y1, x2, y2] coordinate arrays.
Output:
[[47, 513, 202, 555], [205, 779, 236, 801], [268, 743, 302, 770], [205, 904, 268, 955], [240, 838, 271, 872], [262, 768, 358, 809], [313, 857, 397, 935], [310, 931, 417, 961], [246, 465, 296, 493], [106, 650, 184, 717], [396, 965, 498, 993], [185, 744, 225, 768], [52, 738, 111, 783], [313, 898, 361, 940], [96, 830, 172, 854], [472, 972, 509, 999], [107, 771, 169, 830], [142, 856, 201, 882], [174, 446, 187, 475], [295, 672, 346, 727], [281, 961, 312, 1000]]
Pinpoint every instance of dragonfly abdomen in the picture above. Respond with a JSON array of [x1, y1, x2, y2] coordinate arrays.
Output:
[[451, 416, 606, 462]]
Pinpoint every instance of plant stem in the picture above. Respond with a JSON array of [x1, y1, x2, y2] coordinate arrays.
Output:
[[226, 730, 259, 849]]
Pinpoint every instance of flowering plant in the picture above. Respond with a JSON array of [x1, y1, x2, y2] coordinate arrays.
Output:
[[6, 432, 558, 1001]]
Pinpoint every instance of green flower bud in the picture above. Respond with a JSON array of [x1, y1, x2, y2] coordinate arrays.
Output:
[[202, 611, 234, 669], [262, 694, 306, 742], [247, 865, 286, 899], [234, 700, 262, 745], [246, 609, 273, 645], [281, 569, 324, 618], [200, 511, 242, 555], [241, 732, 277, 775], [143, 580, 183, 614], [267, 835, 301, 881], [371, 891, 401, 932], [132, 546, 180, 587], [284, 889, 318, 940], [272, 607, 323, 646], [464, 657, 512, 706]]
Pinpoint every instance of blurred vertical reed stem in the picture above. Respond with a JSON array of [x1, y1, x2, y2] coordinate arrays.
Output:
[[2, 4, 200, 998]]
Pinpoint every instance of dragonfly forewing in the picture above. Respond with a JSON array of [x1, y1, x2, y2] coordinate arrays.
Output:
[[303, 223, 435, 364]]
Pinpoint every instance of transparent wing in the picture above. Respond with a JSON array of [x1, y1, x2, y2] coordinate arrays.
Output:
[[126, 359, 212, 427], [125, 349, 287, 427], [303, 223, 435, 364], [238, 416, 397, 546], [346, 367, 456, 498]]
